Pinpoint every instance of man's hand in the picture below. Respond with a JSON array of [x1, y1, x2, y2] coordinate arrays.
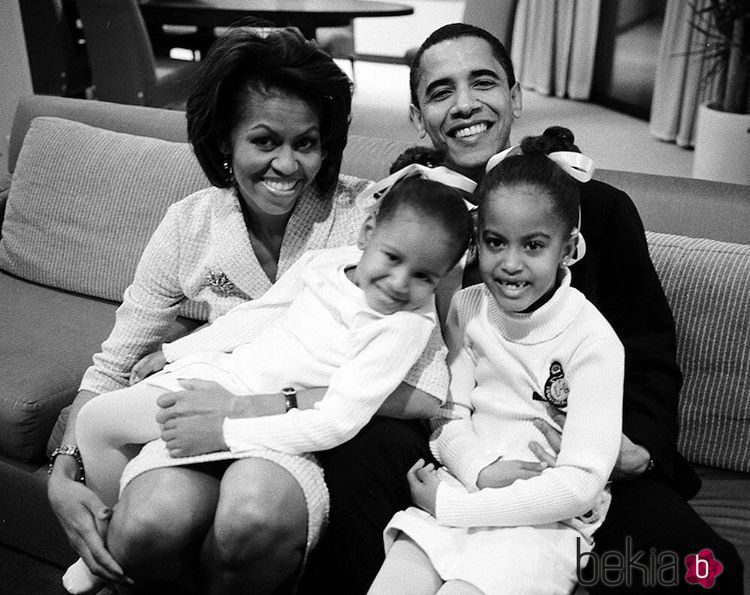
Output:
[[129, 349, 166, 385], [611, 434, 651, 480], [48, 471, 132, 585], [407, 459, 440, 516], [155, 379, 235, 457], [476, 457, 548, 489], [531, 404, 652, 481]]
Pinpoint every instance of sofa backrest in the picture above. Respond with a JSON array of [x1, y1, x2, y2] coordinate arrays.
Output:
[[8, 96, 749, 245]]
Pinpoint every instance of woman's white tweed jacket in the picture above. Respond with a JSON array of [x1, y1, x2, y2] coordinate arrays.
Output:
[[80, 175, 372, 395]]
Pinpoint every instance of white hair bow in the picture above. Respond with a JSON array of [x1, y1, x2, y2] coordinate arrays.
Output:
[[485, 146, 595, 183], [485, 146, 595, 264], [355, 164, 477, 212]]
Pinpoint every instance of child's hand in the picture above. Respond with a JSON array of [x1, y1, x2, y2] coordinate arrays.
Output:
[[407, 458, 440, 516], [476, 457, 548, 489], [130, 349, 167, 385]]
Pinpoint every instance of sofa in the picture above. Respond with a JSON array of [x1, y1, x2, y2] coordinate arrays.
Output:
[[1, 95, 748, 591]]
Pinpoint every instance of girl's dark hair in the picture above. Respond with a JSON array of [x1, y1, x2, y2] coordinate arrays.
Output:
[[377, 177, 473, 269], [389, 145, 446, 174], [409, 23, 516, 106], [187, 26, 353, 195], [477, 127, 581, 233]]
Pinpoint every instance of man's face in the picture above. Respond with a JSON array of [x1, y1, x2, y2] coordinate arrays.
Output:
[[410, 36, 522, 181]]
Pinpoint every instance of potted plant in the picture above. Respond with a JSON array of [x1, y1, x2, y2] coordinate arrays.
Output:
[[689, 0, 750, 184]]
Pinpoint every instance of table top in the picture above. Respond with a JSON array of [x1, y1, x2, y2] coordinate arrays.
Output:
[[139, 0, 414, 30]]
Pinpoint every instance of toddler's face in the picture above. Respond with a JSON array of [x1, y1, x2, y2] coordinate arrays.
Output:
[[355, 211, 454, 315], [478, 183, 575, 313]]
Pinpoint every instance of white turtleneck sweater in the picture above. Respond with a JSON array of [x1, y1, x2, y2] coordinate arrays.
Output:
[[432, 270, 623, 537]]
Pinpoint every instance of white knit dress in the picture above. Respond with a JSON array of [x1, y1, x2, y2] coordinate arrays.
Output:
[[384, 271, 624, 594], [116, 245, 440, 552]]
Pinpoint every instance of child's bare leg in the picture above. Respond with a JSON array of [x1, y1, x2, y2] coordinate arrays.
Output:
[[368, 533, 442, 595], [76, 383, 165, 506]]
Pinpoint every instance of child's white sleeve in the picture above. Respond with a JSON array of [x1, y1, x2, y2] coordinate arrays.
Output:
[[222, 310, 437, 454], [162, 251, 316, 361], [430, 295, 498, 488]]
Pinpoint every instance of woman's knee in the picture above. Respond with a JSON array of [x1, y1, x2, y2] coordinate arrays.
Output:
[[108, 469, 219, 564], [211, 460, 307, 566]]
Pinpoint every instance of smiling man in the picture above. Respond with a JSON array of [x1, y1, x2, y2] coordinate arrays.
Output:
[[408, 30, 521, 183]]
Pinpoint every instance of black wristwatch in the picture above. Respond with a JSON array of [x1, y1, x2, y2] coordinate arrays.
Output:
[[282, 387, 298, 412]]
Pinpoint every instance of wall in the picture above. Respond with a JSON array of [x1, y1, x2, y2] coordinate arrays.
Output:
[[0, 2, 33, 178], [355, 0, 464, 60]]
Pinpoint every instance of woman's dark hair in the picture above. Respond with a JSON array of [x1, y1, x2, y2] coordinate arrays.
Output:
[[477, 127, 581, 233], [187, 26, 353, 195], [409, 23, 516, 107], [377, 177, 473, 269]]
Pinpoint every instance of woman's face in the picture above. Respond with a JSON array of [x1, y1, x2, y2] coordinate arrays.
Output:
[[227, 87, 324, 216]]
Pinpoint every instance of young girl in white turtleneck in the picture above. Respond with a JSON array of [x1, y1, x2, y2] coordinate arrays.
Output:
[[370, 130, 625, 595]]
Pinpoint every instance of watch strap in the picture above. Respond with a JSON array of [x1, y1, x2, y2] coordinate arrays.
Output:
[[282, 387, 298, 412], [48, 444, 86, 484]]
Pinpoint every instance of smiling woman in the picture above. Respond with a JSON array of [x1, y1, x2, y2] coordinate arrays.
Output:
[[47, 26, 377, 595]]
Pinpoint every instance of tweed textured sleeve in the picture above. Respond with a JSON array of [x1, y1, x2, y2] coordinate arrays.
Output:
[[79, 205, 188, 394], [222, 309, 437, 454]]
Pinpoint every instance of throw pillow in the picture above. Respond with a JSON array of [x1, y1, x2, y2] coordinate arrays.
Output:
[[0, 116, 209, 301], [647, 231, 750, 473]]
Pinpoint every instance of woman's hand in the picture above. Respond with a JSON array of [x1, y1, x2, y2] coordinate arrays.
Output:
[[476, 457, 548, 489], [155, 379, 235, 457], [129, 349, 166, 385], [530, 404, 652, 480], [47, 468, 131, 585], [407, 459, 440, 516]]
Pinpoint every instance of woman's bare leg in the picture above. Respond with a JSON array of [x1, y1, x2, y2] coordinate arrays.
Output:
[[201, 457, 308, 595], [106, 466, 221, 590], [368, 534, 443, 595]]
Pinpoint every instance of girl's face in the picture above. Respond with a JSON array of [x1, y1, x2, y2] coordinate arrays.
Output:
[[227, 87, 324, 216], [478, 183, 576, 313], [354, 209, 451, 315]]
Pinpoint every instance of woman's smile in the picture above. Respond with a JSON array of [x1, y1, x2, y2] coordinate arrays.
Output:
[[228, 88, 323, 216]]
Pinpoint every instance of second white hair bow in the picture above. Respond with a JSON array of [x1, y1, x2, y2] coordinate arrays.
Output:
[[485, 146, 595, 183], [485, 146, 596, 264], [355, 164, 477, 212]]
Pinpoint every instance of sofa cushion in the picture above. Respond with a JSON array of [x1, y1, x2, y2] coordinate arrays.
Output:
[[646, 232, 750, 473], [0, 270, 119, 463], [691, 465, 750, 594], [0, 116, 208, 302]]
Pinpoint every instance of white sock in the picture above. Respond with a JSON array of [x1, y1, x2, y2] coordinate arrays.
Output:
[[62, 558, 105, 594]]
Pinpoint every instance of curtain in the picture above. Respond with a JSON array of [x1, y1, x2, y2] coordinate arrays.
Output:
[[511, 0, 601, 100], [649, 0, 719, 148]]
